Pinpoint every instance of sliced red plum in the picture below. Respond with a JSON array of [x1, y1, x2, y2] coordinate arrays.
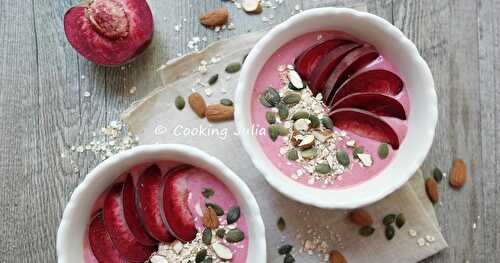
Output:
[[330, 69, 403, 105], [136, 165, 174, 242], [103, 183, 155, 262], [308, 43, 361, 95], [122, 175, 157, 246], [331, 93, 407, 120], [89, 213, 127, 263], [322, 45, 380, 104], [329, 108, 400, 149], [163, 166, 198, 242], [294, 39, 353, 79], [64, 0, 154, 66]]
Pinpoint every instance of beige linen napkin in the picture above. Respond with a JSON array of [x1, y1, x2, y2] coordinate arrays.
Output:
[[121, 5, 447, 262]]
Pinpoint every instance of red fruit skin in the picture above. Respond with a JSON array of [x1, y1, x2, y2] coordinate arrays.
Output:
[[63, 0, 154, 66], [88, 213, 127, 263], [103, 183, 156, 262], [122, 175, 157, 246], [329, 108, 400, 149], [163, 166, 198, 242], [308, 43, 361, 95], [331, 69, 403, 105], [331, 93, 407, 120], [322, 45, 379, 104], [136, 165, 174, 242], [294, 39, 353, 79]]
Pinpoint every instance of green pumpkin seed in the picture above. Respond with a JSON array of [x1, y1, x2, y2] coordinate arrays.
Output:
[[395, 213, 406, 228], [282, 92, 301, 105], [259, 95, 274, 108], [284, 254, 295, 263], [202, 188, 214, 198], [278, 244, 293, 255], [201, 258, 213, 263], [277, 102, 289, 120], [225, 62, 241, 73], [359, 226, 375, 237], [277, 217, 286, 231], [220, 98, 233, 106], [321, 116, 334, 129], [202, 228, 212, 245], [383, 214, 396, 225], [433, 167, 443, 183], [353, 147, 364, 160], [225, 229, 245, 243], [175, 96, 185, 110], [378, 143, 390, 159], [208, 74, 219, 85], [385, 225, 395, 240], [266, 112, 276, 124], [336, 150, 350, 167], [206, 203, 224, 216], [309, 114, 320, 128], [226, 206, 241, 224], [216, 228, 226, 238], [263, 87, 280, 106], [292, 111, 310, 121], [268, 125, 280, 141], [195, 249, 207, 262], [278, 125, 289, 136], [301, 148, 318, 160], [315, 163, 331, 174], [287, 149, 299, 161]]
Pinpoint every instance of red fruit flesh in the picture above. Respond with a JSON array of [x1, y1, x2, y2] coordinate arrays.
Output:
[[64, 0, 153, 65], [331, 93, 407, 120], [329, 108, 400, 149], [331, 69, 403, 105], [103, 183, 155, 262], [163, 166, 198, 242], [89, 213, 127, 263], [308, 43, 361, 95], [136, 165, 174, 242], [294, 39, 353, 79], [322, 46, 380, 104], [122, 175, 157, 246]]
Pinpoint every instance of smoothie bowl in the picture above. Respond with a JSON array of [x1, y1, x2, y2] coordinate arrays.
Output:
[[57, 145, 266, 263], [235, 8, 437, 209]]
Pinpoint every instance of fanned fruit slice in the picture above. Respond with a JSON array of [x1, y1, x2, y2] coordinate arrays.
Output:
[[322, 45, 379, 103], [331, 93, 406, 120], [136, 165, 174, 242], [89, 213, 127, 263], [330, 69, 403, 105], [294, 39, 353, 79], [329, 108, 400, 149], [122, 175, 157, 246], [104, 183, 155, 262], [163, 166, 198, 242], [308, 43, 361, 95]]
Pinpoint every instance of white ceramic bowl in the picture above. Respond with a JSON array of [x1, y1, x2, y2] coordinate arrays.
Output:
[[57, 144, 266, 262], [235, 7, 437, 209]]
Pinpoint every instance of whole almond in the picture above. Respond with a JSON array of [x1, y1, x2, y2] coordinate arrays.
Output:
[[200, 8, 229, 27], [449, 159, 467, 189], [206, 104, 234, 122], [188, 92, 207, 118], [425, 177, 439, 204], [203, 207, 220, 229], [329, 250, 347, 263], [348, 209, 373, 227]]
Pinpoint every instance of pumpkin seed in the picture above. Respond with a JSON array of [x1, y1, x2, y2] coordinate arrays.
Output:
[[225, 229, 245, 243], [202, 188, 214, 198], [292, 111, 309, 121], [277, 102, 289, 120], [383, 214, 396, 225], [277, 217, 286, 231], [201, 258, 212, 263], [433, 167, 443, 183], [282, 92, 301, 105], [315, 163, 331, 174], [336, 150, 350, 167], [202, 228, 212, 245], [308, 114, 320, 128], [266, 112, 276, 124], [259, 95, 274, 108], [378, 143, 389, 159], [225, 62, 241, 73], [353, 147, 364, 160], [278, 244, 293, 255], [385, 225, 395, 240], [216, 228, 226, 238], [220, 98, 233, 106], [359, 226, 375, 237], [287, 149, 299, 161], [321, 116, 334, 129], [175, 96, 185, 110], [301, 148, 318, 160], [395, 213, 406, 228], [268, 125, 280, 141], [278, 125, 289, 136], [263, 87, 280, 106], [206, 203, 224, 216], [226, 206, 241, 224], [284, 254, 295, 263], [287, 70, 304, 90], [196, 249, 207, 262], [208, 74, 219, 85]]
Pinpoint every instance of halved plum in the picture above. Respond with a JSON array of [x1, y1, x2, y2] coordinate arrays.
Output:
[[163, 166, 198, 242], [89, 212, 127, 263], [308, 43, 361, 95], [103, 183, 155, 262], [322, 45, 380, 104], [122, 175, 157, 246], [294, 39, 353, 79], [136, 165, 174, 242], [329, 108, 400, 149], [64, 0, 154, 66], [331, 93, 407, 120], [330, 69, 404, 105]]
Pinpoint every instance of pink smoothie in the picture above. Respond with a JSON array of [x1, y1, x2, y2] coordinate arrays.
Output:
[[251, 31, 410, 189], [83, 161, 249, 262]]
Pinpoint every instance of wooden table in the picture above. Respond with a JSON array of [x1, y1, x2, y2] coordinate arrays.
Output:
[[0, 0, 498, 262]]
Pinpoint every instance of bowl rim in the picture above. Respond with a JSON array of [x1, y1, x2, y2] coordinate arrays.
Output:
[[56, 144, 266, 262], [235, 7, 437, 209]]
